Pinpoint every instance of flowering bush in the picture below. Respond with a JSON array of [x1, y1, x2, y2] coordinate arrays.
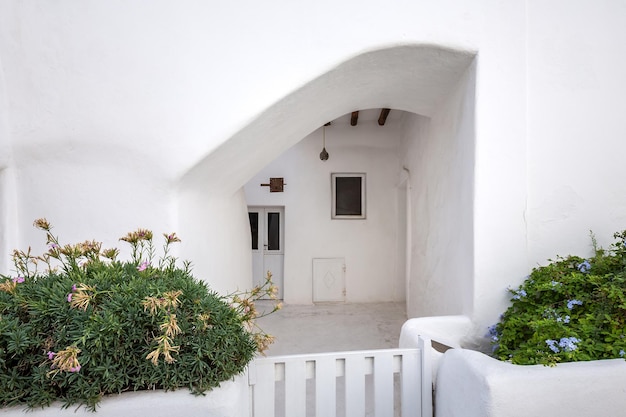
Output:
[[490, 231, 626, 366], [0, 219, 280, 410]]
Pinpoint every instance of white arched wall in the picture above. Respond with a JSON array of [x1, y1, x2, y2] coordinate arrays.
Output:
[[0, 1, 531, 345], [400, 61, 476, 319], [178, 45, 476, 313]]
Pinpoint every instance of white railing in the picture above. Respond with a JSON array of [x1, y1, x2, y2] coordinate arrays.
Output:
[[248, 338, 432, 417]]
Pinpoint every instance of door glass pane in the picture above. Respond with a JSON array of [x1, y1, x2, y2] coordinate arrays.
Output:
[[267, 212, 280, 251], [248, 212, 259, 250]]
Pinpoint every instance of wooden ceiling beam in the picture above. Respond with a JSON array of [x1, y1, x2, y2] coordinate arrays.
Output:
[[350, 111, 359, 126], [378, 108, 391, 126]]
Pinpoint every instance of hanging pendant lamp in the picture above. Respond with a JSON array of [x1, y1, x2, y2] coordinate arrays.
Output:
[[320, 125, 329, 161]]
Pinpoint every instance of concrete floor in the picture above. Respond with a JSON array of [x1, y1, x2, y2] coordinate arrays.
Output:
[[254, 301, 407, 356]]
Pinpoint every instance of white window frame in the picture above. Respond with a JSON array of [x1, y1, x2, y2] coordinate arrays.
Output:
[[331, 173, 366, 219]]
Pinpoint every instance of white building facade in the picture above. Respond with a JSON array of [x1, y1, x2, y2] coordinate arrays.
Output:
[[1, 0, 625, 344]]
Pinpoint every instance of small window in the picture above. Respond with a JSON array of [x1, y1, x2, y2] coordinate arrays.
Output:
[[331, 173, 366, 219]]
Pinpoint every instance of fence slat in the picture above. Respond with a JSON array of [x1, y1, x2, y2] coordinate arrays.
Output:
[[250, 347, 427, 417], [400, 350, 420, 416], [374, 352, 394, 417], [419, 337, 433, 417], [285, 360, 307, 416], [315, 356, 337, 417], [251, 361, 276, 417], [344, 355, 366, 416]]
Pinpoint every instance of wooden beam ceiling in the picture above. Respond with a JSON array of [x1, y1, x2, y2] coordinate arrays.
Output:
[[378, 108, 390, 126], [350, 111, 359, 126], [325, 109, 393, 128]]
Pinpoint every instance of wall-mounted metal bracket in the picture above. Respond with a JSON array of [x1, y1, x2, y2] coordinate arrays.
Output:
[[260, 177, 286, 192]]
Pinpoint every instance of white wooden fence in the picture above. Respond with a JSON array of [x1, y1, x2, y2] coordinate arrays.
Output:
[[248, 338, 432, 417]]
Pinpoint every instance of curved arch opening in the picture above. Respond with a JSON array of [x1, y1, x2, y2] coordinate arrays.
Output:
[[179, 44, 476, 319]]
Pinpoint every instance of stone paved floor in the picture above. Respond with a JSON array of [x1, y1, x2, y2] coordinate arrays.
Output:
[[254, 301, 407, 356]]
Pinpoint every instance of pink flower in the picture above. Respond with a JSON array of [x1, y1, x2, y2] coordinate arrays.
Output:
[[72, 284, 77, 292], [137, 261, 149, 272], [47, 351, 56, 360], [67, 293, 73, 302], [69, 365, 81, 373], [12, 276, 24, 284]]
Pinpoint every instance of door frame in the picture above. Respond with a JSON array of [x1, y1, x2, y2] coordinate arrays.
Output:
[[248, 206, 285, 299]]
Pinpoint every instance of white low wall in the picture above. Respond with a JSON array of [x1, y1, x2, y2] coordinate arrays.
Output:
[[0, 375, 249, 417], [399, 315, 473, 350], [436, 349, 626, 417], [399, 315, 473, 383]]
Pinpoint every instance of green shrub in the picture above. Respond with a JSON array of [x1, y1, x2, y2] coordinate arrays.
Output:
[[0, 219, 279, 410], [491, 231, 626, 366]]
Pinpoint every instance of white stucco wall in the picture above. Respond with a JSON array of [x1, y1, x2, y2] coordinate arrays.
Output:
[[526, 1, 626, 263], [0, 376, 249, 417], [436, 349, 626, 417], [400, 61, 476, 319], [2, 0, 626, 347], [243, 118, 405, 304]]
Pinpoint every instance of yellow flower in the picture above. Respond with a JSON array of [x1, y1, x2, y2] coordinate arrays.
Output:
[[160, 314, 181, 338], [146, 335, 180, 365], [33, 218, 51, 231], [69, 284, 95, 311], [254, 333, 275, 355], [101, 248, 120, 261], [120, 228, 153, 244], [142, 296, 162, 315], [163, 290, 183, 310], [79, 240, 102, 256], [50, 346, 82, 373], [146, 348, 160, 365], [0, 279, 16, 294], [163, 233, 181, 244]]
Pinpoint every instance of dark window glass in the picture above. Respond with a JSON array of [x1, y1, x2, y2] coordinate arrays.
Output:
[[248, 212, 259, 250], [335, 177, 362, 216], [267, 212, 280, 250]]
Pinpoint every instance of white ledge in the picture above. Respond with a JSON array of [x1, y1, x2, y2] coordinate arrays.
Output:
[[436, 349, 626, 417], [0, 376, 248, 417]]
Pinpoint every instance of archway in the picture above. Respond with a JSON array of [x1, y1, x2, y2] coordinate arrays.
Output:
[[178, 44, 476, 318]]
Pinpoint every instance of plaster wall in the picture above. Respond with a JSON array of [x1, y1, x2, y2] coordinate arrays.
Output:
[[526, 1, 626, 264], [2, 0, 611, 345], [0, 52, 16, 272], [400, 62, 475, 320], [243, 121, 405, 304], [436, 349, 626, 417], [0, 376, 248, 417]]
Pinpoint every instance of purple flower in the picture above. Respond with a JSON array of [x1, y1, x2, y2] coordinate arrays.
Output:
[[67, 293, 73, 302], [72, 284, 77, 292], [577, 260, 591, 273], [512, 289, 527, 300], [558, 337, 580, 352], [69, 365, 81, 373], [567, 299, 583, 310], [545, 339, 560, 353], [556, 315, 571, 324], [12, 276, 25, 284], [47, 351, 56, 360], [487, 324, 500, 343], [137, 261, 149, 272]]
